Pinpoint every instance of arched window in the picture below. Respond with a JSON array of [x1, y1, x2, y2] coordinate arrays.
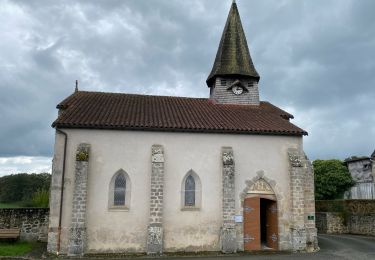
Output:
[[109, 169, 131, 210], [185, 175, 196, 206], [114, 174, 126, 206], [181, 170, 201, 210]]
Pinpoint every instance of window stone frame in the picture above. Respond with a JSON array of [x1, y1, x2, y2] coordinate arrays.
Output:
[[108, 169, 131, 211], [181, 169, 202, 211]]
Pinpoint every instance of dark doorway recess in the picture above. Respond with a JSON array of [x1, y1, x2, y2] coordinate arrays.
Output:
[[260, 198, 268, 246]]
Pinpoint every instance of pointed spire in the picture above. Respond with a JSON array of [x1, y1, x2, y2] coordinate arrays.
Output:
[[206, 1, 259, 87], [75, 80, 79, 92]]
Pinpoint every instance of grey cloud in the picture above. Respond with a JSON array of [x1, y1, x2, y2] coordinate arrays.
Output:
[[0, 0, 374, 161]]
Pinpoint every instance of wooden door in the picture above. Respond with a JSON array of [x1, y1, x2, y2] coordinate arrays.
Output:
[[266, 200, 278, 250], [243, 197, 261, 251]]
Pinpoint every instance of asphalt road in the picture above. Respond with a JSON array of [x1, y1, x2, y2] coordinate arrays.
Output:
[[148, 234, 375, 260], [64, 234, 375, 260]]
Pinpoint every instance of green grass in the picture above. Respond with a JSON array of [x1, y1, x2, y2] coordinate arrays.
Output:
[[0, 242, 35, 256], [0, 202, 23, 208]]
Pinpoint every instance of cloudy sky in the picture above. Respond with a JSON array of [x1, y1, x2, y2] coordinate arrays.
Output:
[[0, 0, 374, 176]]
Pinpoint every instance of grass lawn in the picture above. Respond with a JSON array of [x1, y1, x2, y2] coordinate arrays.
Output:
[[0, 241, 35, 256], [0, 202, 23, 208]]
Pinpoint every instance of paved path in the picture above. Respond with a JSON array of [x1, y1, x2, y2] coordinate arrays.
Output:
[[63, 234, 375, 260]]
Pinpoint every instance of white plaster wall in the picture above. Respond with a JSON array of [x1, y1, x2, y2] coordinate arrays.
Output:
[[58, 129, 302, 253]]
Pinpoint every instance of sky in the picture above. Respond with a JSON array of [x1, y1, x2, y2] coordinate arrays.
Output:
[[0, 0, 374, 176]]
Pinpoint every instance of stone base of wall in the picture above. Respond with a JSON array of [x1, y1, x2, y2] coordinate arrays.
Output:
[[220, 225, 237, 253], [0, 208, 49, 242], [147, 224, 163, 254], [305, 227, 319, 252], [68, 226, 87, 256], [290, 227, 306, 252], [47, 230, 58, 253]]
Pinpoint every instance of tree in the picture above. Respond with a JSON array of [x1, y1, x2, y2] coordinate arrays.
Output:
[[0, 173, 51, 205], [313, 159, 355, 200]]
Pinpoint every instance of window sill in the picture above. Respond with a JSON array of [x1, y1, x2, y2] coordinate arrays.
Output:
[[108, 206, 130, 212], [181, 206, 200, 211]]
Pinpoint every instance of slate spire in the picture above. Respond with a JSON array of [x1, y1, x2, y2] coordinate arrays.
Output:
[[207, 1, 259, 87]]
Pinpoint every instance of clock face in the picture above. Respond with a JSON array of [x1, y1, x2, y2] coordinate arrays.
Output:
[[232, 85, 243, 95]]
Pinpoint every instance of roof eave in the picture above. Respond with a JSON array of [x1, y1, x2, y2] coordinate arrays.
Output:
[[206, 73, 260, 87], [52, 123, 307, 136]]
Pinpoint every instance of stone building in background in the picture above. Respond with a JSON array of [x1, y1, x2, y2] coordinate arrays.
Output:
[[47, 1, 318, 256], [345, 150, 375, 199]]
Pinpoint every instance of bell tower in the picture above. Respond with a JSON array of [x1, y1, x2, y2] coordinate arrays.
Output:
[[207, 1, 260, 105]]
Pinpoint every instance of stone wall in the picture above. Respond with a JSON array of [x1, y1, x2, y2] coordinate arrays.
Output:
[[0, 208, 49, 242], [287, 148, 318, 252], [316, 212, 349, 234], [316, 200, 375, 236]]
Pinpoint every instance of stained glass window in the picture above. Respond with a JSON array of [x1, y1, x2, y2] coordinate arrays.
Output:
[[185, 175, 195, 206], [114, 174, 126, 206]]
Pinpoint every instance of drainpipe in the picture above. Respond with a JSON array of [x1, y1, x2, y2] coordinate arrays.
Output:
[[56, 129, 68, 255]]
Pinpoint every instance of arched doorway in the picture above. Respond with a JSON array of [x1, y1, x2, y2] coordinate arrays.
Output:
[[243, 179, 278, 251]]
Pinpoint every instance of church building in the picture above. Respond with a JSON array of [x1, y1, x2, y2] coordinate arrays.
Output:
[[48, 1, 318, 256]]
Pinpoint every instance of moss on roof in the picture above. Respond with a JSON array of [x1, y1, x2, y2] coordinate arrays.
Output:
[[207, 2, 259, 87]]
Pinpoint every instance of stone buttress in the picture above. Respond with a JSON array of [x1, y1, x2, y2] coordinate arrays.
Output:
[[147, 145, 165, 254], [67, 143, 90, 256], [220, 147, 237, 253]]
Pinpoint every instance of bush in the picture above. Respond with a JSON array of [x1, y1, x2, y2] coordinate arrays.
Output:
[[313, 159, 355, 200], [31, 189, 49, 208]]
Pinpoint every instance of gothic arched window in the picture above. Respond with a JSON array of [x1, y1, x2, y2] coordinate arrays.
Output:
[[185, 175, 196, 206], [181, 170, 201, 210], [114, 173, 126, 206], [109, 169, 131, 210]]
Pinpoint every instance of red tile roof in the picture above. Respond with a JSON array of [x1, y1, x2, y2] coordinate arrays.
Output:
[[52, 91, 307, 136]]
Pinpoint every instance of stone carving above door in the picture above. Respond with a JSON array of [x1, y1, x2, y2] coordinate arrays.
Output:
[[248, 179, 274, 195]]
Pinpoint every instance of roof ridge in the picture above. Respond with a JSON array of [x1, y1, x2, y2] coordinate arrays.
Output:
[[76, 90, 208, 100]]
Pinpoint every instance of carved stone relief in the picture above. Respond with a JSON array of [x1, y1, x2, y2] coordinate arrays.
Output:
[[248, 179, 274, 195]]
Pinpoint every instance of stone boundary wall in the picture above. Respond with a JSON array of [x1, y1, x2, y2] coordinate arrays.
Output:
[[0, 208, 49, 242], [316, 212, 349, 234], [316, 200, 375, 236]]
